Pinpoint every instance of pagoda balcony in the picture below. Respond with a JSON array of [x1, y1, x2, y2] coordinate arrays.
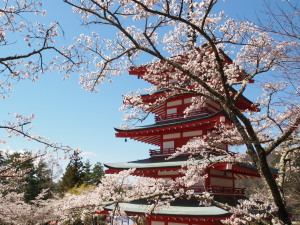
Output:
[[190, 186, 245, 196], [149, 148, 184, 157], [155, 108, 210, 123], [149, 148, 229, 158]]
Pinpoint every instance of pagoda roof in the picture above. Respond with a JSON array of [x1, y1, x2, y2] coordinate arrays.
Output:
[[104, 202, 230, 217], [115, 110, 225, 134], [114, 110, 230, 146], [105, 155, 277, 178], [104, 155, 212, 170], [103, 196, 245, 217], [102, 196, 290, 221], [140, 88, 259, 113], [129, 46, 253, 86]]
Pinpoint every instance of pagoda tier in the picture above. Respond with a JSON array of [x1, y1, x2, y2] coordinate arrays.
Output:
[[102, 198, 234, 225], [140, 91, 259, 120], [128, 47, 253, 87], [104, 155, 276, 196], [115, 110, 234, 156], [105, 156, 264, 179]]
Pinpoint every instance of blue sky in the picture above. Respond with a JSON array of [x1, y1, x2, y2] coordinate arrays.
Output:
[[0, 0, 279, 170]]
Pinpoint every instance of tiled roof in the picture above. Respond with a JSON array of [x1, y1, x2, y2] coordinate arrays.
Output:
[[114, 110, 225, 132], [104, 155, 225, 170], [104, 202, 230, 217]]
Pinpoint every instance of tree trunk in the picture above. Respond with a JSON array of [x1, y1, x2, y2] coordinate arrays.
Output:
[[258, 153, 291, 225]]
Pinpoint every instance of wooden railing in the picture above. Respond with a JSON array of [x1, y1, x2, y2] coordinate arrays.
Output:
[[149, 148, 233, 158], [155, 108, 210, 123], [190, 186, 245, 195], [149, 148, 177, 157]]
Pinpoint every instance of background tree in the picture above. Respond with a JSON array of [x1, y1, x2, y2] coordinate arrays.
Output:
[[0, 150, 53, 202], [90, 162, 105, 185], [23, 156, 53, 202], [0, 1, 79, 220], [83, 160, 105, 185], [58, 150, 85, 193], [0, 150, 58, 224], [82, 160, 92, 185]]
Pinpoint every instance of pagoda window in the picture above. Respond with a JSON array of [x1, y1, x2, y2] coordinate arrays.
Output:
[[167, 107, 177, 115], [158, 170, 179, 176], [183, 97, 193, 104], [151, 222, 164, 225], [190, 180, 205, 192], [167, 99, 182, 107], [154, 106, 180, 123], [210, 177, 233, 187], [183, 130, 202, 138], [184, 95, 202, 103], [210, 169, 232, 177], [168, 222, 187, 225], [210, 169, 234, 188], [163, 133, 181, 140], [163, 141, 174, 149]]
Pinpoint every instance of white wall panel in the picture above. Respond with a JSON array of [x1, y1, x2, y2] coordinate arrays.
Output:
[[169, 223, 187, 225], [210, 177, 233, 187], [152, 221, 164, 225], [167, 100, 182, 107], [163, 141, 174, 148], [163, 133, 181, 139], [183, 130, 202, 137]]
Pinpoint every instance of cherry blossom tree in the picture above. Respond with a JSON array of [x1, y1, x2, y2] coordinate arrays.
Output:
[[0, 0, 83, 151], [0, 0, 81, 222], [60, 0, 299, 224], [0, 0, 299, 224]]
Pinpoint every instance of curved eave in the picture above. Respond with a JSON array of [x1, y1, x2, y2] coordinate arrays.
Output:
[[105, 160, 184, 170], [140, 89, 259, 112], [211, 162, 278, 178], [104, 157, 269, 178], [104, 155, 197, 170], [115, 110, 226, 135], [129, 49, 254, 88], [104, 156, 272, 180], [104, 203, 230, 217], [105, 156, 237, 176], [114, 110, 229, 146]]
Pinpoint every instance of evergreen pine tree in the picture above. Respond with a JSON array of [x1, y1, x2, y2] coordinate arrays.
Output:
[[82, 160, 92, 184], [0, 151, 52, 202], [59, 151, 85, 193], [90, 162, 104, 184], [24, 159, 52, 202], [82, 160, 104, 185]]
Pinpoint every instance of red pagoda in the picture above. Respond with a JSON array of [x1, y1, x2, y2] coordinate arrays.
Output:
[[103, 55, 271, 225]]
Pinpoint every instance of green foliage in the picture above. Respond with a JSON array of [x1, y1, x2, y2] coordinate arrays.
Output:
[[58, 151, 85, 193], [83, 160, 92, 184], [0, 150, 53, 202], [58, 151, 105, 193], [67, 183, 94, 195], [82, 160, 105, 185], [90, 162, 105, 184], [23, 159, 53, 202]]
